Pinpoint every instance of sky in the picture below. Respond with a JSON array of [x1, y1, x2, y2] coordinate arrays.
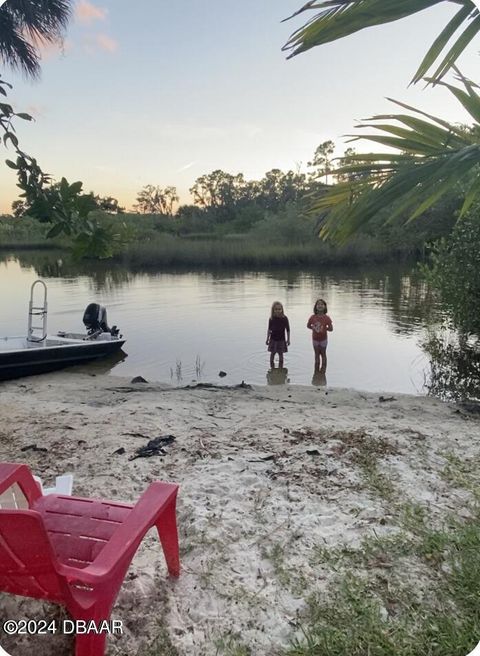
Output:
[[0, 0, 479, 213]]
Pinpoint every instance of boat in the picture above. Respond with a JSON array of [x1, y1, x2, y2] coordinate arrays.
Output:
[[0, 280, 126, 381]]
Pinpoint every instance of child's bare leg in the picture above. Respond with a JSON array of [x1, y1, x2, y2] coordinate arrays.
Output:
[[320, 347, 327, 373], [270, 353, 275, 368], [314, 346, 321, 371], [279, 354, 284, 368]]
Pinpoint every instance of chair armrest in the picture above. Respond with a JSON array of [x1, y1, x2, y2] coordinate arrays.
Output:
[[63, 481, 178, 584], [0, 463, 42, 505]]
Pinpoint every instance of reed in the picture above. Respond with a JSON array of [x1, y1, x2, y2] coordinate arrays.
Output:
[[117, 234, 401, 269]]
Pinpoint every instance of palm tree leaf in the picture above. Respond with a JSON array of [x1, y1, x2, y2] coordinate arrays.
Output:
[[283, 0, 445, 56], [310, 78, 480, 242], [412, 3, 475, 83], [284, 0, 479, 83], [423, 75, 480, 124], [460, 173, 480, 215], [356, 123, 456, 152], [385, 98, 470, 136], [347, 133, 444, 155], [0, 0, 72, 78], [428, 13, 480, 81], [365, 113, 470, 148]]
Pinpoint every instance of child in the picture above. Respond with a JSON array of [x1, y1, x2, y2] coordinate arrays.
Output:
[[307, 298, 333, 373], [266, 301, 290, 368]]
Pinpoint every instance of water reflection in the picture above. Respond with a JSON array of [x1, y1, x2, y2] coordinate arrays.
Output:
[[312, 370, 327, 387], [66, 349, 128, 376], [0, 250, 439, 334], [266, 367, 289, 385], [0, 249, 456, 394], [0, 250, 136, 293]]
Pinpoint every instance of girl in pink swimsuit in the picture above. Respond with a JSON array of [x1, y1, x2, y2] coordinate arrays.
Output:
[[307, 298, 333, 373]]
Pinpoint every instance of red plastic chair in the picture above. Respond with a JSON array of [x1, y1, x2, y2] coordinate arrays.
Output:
[[0, 462, 180, 656]]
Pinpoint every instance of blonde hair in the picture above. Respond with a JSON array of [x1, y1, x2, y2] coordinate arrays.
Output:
[[314, 298, 328, 315], [270, 301, 284, 318]]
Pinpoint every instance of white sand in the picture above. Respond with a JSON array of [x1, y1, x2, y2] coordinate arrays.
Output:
[[0, 373, 479, 655]]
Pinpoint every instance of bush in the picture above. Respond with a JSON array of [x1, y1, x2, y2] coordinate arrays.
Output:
[[251, 205, 315, 244], [424, 213, 480, 335]]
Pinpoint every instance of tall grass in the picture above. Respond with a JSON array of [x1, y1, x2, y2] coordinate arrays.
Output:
[[0, 211, 426, 267], [117, 234, 399, 269], [0, 215, 64, 249]]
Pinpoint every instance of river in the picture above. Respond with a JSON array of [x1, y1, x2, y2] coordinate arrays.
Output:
[[1, 251, 442, 394]]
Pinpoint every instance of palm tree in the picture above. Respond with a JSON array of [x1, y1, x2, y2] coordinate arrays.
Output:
[[0, 0, 73, 78], [282, 1, 480, 238], [283, 1, 480, 84], [315, 73, 480, 241]]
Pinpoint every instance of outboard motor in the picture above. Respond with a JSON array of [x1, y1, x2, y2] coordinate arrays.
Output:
[[83, 303, 110, 334], [83, 303, 120, 338]]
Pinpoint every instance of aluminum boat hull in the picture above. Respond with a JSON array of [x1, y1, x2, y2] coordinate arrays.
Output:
[[0, 336, 126, 381]]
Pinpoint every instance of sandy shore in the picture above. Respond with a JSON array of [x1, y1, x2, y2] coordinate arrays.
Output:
[[0, 372, 479, 655]]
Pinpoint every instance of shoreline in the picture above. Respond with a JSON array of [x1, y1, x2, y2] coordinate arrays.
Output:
[[0, 373, 479, 655]]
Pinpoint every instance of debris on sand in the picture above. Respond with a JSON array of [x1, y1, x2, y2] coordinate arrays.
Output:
[[128, 435, 176, 460]]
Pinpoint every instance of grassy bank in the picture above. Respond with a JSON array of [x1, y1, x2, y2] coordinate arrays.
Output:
[[1, 212, 426, 268], [0, 216, 65, 250], [285, 499, 480, 656], [115, 233, 416, 269]]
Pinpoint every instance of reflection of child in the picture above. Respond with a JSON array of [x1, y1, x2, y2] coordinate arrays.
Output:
[[267, 367, 289, 385], [312, 369, 327, 387], [266, 301, 290, 368], [307, 298, 333, 373]]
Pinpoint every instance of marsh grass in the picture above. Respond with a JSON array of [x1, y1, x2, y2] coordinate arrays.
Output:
[[119, 234, 392, 269]]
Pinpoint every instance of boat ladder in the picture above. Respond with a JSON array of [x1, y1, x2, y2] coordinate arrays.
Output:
[[27, 280, 48, 342]]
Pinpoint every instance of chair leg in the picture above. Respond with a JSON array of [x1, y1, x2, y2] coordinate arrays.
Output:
[[71, 601, 114, 656], [156, 499, 180, 576], [75, 629, 108, 656]]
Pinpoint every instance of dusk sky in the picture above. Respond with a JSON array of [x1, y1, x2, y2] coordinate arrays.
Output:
[[0, 0, 479, 213]]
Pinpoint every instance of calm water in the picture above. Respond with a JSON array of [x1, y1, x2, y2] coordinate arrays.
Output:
[[0, 252, 441, 394]]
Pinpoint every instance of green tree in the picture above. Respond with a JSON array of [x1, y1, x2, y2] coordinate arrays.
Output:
[[190, 170, 247, 216], [0, 0, 73, 78], [257, 168, 309, 211], [424, 214, 480, 335], [94, 195, 125, 214], [308, 140, 335, 184], [134, 185, 179, 215], [11, 199, 26, 217]]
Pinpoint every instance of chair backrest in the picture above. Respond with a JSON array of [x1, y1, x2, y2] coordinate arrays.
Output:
[[0, 483, 29, 510], [0, 510, 64, 602]]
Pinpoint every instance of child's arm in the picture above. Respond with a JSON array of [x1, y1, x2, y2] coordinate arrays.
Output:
[[286, 317, 291, 346], [266, 319, 272, 345], [307, 315, 313, 330], [327, 315, 333, 332]]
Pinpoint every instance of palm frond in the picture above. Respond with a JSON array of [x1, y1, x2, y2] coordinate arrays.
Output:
[[283, 0, 480, 84], [0, 0, 73, 78], [311, 77, 480, 242]]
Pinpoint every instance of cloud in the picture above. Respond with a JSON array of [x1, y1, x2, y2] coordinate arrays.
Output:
[[177, 162, 196, 172], [75, 1, 107, 24], [37, 40, 62, 59], [95, 33, 118, 53], [25, 104, 47, 118], [83, 33, 118, 54]]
